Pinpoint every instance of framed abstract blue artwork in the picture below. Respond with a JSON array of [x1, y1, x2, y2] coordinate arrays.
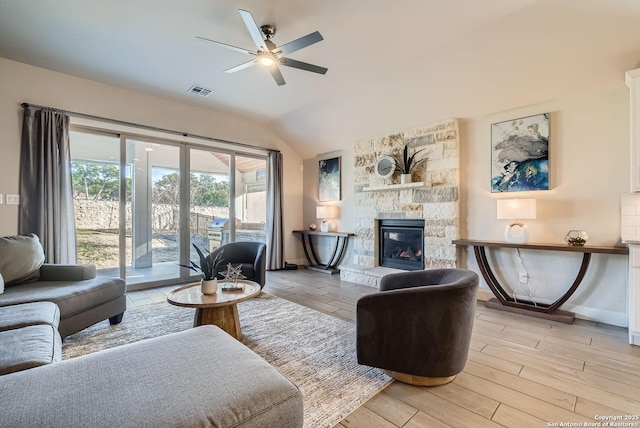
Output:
[[491, 113, 549, 193], [318, 157, 341, 201]]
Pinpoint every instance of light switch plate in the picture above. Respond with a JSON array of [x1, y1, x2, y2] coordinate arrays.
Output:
[[6, 194, 19, 205], [0, 194, 3, 204]]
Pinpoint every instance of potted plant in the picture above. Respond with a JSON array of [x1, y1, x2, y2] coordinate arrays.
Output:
[[179, 244, 224, 295], [395, 144, 427, 183]]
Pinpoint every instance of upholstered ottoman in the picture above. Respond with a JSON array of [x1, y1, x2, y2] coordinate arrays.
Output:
[[0, 301, 60, 331], [0, 325, 303, 428], [0, 324, 62, 375], [0, 302, 62, 375]]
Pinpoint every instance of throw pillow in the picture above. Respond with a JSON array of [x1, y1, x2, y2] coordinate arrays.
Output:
[[0, 234, 46, 286], [0, 273, 4, 294]]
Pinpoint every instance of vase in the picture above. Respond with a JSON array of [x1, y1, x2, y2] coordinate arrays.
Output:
[[564, 230, 588, 246], [401, 173, 412, 184], [201, 278, 218, 295]]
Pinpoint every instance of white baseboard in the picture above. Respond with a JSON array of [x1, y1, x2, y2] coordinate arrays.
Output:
[[475, 288, 627, 327], [476, 289, 494, 302]]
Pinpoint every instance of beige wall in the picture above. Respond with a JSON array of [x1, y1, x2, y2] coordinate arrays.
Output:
[[0, 58, 303, 262], [304, 82, 631, 326]]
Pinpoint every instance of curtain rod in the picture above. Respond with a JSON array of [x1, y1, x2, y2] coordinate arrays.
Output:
[[20, 102, 279, 154]]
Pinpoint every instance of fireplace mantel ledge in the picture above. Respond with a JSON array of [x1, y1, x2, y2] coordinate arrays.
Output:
[[362, 182, 433, 192]]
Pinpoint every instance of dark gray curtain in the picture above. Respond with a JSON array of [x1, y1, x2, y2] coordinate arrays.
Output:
[[20, 106, 77, 264], [265, 151, 284, 270]]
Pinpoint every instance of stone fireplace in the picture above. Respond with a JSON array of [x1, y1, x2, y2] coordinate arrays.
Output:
[[340, 118, 460, 287]]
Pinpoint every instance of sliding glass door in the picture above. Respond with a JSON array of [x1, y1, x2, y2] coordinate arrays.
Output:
[[70, 130, 124, 278], [186, 150, 267, 255], [125, 139, 182, 285], [70, 128, 267, 289], [234, 154, 267, 244]]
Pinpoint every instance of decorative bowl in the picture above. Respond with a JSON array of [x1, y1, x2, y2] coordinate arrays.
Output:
[[565, 230, 588, 246]]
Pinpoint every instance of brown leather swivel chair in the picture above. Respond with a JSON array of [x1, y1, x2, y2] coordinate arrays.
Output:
[[356, 268, 479, 386]]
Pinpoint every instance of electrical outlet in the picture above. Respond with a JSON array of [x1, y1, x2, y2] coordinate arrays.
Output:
[[6, 194, 19, 205], [519, 273, 529, 284]]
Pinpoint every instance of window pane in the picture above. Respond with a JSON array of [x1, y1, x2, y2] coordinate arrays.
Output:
[[126, 139, 181, 285], [70, 130, 123, 278], [235, 155, 266, 244], [189, 148, 229, 258]]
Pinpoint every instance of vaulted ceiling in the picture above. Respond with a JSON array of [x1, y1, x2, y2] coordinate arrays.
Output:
[[2, 0, 640, 159]]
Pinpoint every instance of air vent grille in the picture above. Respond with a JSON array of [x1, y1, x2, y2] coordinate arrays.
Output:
[[188, 84, 213, 97]]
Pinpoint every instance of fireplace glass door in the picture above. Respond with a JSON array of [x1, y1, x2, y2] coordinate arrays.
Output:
[[379, 219, 425, 271]]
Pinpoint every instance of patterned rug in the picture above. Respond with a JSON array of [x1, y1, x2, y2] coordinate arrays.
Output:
[[63, 292, 392, 428]]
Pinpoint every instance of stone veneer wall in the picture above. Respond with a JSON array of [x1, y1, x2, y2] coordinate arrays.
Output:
[[341, 118, 460, 286]]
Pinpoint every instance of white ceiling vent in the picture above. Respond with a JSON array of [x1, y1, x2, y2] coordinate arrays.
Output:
[[188, 84, 213, 97]]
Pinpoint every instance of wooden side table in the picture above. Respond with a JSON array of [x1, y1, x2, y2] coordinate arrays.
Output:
[[292, 230, 354, 274], [453, 239, 628, 323], [167, 280, 260, 340]]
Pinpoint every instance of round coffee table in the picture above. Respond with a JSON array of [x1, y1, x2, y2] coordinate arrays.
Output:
[[167, 280, 261, 340]]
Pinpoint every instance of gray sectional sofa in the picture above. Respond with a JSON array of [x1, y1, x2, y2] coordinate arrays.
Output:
[[0, 234, 126, 338], [0, 263, 126, 338], [0, 233, 126, 375], [0, 234, 304, 427]]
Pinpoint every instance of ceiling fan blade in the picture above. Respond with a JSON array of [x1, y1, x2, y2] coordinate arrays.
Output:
[[269, 65, 286, 86], [276, 31, 324, 56], [196, 36, 254, 55], [225, 59, 258, 73], [279, 57, 328, 75], [238, 9, 268, 51]]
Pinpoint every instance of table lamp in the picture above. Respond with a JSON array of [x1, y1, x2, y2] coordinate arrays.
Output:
[[316, 206, 338, 232], [497, 198, 536, 244]]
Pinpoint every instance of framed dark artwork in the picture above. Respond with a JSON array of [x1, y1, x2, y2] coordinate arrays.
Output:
[[318, 156, 341, 201], [491, 113, 549, 193]]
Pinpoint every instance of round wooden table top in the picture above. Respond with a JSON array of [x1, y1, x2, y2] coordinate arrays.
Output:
[[166, 280, 261, 309]]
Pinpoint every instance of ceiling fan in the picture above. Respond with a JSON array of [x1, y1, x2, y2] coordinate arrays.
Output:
[[196, 9, 327, 86]]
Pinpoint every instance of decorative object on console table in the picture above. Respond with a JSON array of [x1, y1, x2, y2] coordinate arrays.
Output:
[[316, 206, 338, 232], [491, 113, 549, 192], [292, 230, 354, 274], [564, 230, 588, 246], [496, 198, 536, 244], [452, 239, 628, 323], [318, 156, 341, 201]]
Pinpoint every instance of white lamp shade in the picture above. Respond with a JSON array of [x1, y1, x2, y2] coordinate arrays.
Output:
[[497, 199, 536, 220], [316, 206, 337, 219]]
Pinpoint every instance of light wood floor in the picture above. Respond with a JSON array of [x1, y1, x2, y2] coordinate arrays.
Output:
[[128, 269, 640, 428]]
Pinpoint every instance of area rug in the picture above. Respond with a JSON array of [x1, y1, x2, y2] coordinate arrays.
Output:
[[62, 293, 392, 428]]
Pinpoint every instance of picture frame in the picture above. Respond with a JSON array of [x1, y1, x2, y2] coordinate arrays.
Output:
[[318, 156, 341, 201], [491, 113, 549, 193]]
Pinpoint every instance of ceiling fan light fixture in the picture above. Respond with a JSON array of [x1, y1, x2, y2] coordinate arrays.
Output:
[[258, 54, 276, 67]]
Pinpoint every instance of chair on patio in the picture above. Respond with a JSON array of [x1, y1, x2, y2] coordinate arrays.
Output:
[[356, 268, 479, 386], [212, 242, 267, 289]]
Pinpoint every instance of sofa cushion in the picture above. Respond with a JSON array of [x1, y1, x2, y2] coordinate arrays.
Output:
[[0, 325, 303, 428], [0, 302, 60, 332], [0, 278, 125, 319], [0, 324, 62, 375], [0, 234, 45, 286]]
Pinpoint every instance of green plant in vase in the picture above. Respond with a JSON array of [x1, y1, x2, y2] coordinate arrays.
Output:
[[395, 144, 427, 183], [179, 244, 224, 295]]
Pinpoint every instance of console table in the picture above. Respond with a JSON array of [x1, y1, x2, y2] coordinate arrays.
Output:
[[452, 239, 628, 323], [293, 230, 354, 274]]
